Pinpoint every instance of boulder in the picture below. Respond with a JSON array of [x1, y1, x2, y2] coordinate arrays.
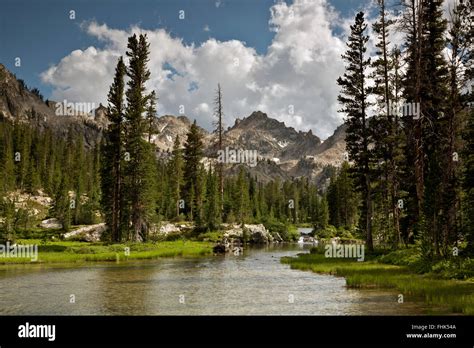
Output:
[[63, 223, 106, 242], [157, 223, 181, 236], [245, 224, 273, 243], [40, 218, 62, 229], [223, 224, 273, 244], [224, 227, 243, 239], [213, 243, 227, 254]]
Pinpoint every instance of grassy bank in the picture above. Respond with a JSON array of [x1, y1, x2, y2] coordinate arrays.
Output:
[[282, 251, 474, 315], [0, 239, 213, 264]]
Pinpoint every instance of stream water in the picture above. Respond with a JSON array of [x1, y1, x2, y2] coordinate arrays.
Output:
[[0, 243, 429, 315]]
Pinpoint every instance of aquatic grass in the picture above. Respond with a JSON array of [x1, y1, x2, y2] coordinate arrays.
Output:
[[0, 240, 213, 264], [282, 253, 474, 315]]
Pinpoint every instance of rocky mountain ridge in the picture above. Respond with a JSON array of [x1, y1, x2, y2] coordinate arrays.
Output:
[[0, 63, 346, 183]]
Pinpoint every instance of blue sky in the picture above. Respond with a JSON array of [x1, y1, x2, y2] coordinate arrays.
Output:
[[1, 0, 369, 100], [0, 0, 375, 138]]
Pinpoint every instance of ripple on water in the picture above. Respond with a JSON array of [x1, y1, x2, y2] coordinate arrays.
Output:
[[0, 244, 428, 315]]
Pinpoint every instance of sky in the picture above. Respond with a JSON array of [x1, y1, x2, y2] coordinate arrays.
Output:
[[0, 0, 457, 138]]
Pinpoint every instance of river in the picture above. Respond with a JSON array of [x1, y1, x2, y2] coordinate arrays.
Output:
[[0, 243, 430, 315]]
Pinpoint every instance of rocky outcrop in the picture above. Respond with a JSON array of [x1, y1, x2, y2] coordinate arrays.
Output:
[[157, 222, 181, 236], [63, 223, 107, 242], [223, 224, 275, 244], [40, 218, 62, 229], [150, 115, 211, 152], [0, 64, 103, 149], [214, 224, 283, 254], [93, 103, 109, 129], [208, 111, 345, 182], [1, 64, 347, 185], [149, 222, 195, 238], [220, 111, 322, 162]]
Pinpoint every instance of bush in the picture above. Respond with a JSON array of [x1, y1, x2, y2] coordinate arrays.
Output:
[[163, 231, 186, 241], [336, 226, 354, 239], [263, 220, 299, 242], [263, 219, 286, 235], [315, 225, 337, 239], [310, 244, 326, 254], [379, 247, 421, 266], [431, 258, 474, 280], [285, 225, 300, 242]]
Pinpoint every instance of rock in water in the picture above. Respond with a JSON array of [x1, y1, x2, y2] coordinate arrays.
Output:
[[223, 224, 273, 244]]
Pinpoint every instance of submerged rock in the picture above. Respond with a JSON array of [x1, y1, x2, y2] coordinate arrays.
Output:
[[213, 243, 227, 254], [213, 237, 244, 254]]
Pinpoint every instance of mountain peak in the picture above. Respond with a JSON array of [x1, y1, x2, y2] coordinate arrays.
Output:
[[0, 64, 346, 182], [247, 110, 269, 121]]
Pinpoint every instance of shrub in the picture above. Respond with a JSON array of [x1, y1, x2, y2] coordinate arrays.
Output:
[[431, 258, 474, 280], [263, 219, 286, 235], [285, 225, 300, 242], [315, 225, 337, 239], [263, 220, 298, 242], [336, 226, 354, 239]]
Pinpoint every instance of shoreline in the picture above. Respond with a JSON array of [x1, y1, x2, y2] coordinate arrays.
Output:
[[281, 252, 474, 315], [0, 240, 214, 265]]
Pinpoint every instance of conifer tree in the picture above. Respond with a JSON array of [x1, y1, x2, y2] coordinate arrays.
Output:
[[327, 161, 358, 229], [234, 167, 250, 225], [337, 12, 374, 251], [146, 90, 157, 143], [101, 56, 126, 242], [462, 105, 474, 254], [313, 195, 329, 232], [0, 123, 15, 193], [370, 0, 404, 246], [51, 175, 71, 232], [204, 166, 220, 230], [445, 0, 472, 254], [123, 34, 157, 241], [169, 135, 184, 219], [419, 0, 449, 257], [400, 0, 424, 237], [183, 120, 204, 220]]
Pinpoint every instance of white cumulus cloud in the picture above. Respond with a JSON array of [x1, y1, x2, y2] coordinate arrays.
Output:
[[41, 0, 353, 139]]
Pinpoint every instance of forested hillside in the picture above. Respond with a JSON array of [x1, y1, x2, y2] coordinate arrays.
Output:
[[0, 0, 472, 268]]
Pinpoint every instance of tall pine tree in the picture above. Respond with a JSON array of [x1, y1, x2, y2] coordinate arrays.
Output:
[[101, 56, 126, 242], [337, 12, 374, 251], [123, 34, 157, 241]]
